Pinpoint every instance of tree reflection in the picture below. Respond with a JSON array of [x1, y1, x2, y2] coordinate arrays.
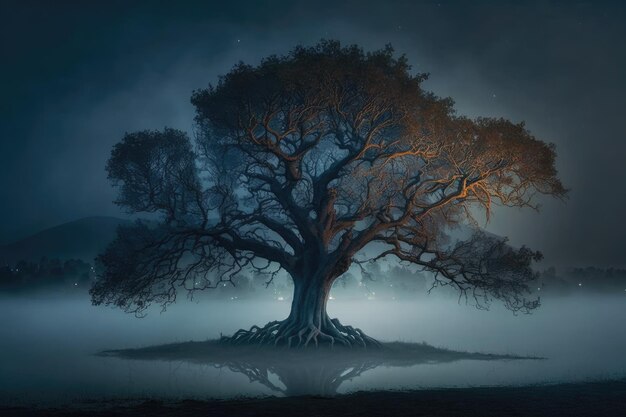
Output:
[[102, 341, 530, 396]]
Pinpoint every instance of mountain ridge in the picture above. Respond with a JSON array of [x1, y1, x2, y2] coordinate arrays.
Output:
[[0, 216, 129, 264]]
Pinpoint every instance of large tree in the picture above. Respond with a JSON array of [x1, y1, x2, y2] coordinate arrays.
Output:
[[91, 41, 566, 348]]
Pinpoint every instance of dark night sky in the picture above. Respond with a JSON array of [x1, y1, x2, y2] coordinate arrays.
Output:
[[1, 0, 625, 268]]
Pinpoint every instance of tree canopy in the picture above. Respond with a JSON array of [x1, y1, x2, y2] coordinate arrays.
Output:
[[91, 41, 566, 331]]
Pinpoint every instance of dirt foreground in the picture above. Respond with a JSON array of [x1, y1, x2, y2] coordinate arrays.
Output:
[[3, 379, 626, 417]]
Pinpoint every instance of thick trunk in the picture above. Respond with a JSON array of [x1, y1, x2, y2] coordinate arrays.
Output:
[[286, 273, 332, 331], [224, 267, 380, 348]]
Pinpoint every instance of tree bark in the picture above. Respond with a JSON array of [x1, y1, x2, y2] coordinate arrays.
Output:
[[286, 272, 332, 332]]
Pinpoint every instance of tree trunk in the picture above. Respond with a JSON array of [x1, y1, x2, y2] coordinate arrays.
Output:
[[224, 268, 380, 348], [286, 272, 332, 333]]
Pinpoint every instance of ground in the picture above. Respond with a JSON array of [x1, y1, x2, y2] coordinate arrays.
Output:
[[3, 379, 626, 417]]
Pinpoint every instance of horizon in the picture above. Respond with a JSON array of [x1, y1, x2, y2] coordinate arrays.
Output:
[[3, 215, 626, 270]]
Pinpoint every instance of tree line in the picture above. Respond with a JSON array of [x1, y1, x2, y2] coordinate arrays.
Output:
[[0, 258, 95, 291]]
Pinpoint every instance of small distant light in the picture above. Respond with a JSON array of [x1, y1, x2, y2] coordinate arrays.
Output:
[[74, 283, 78, 286], [277, 296, 284, 301], [329, 296, 335, 300], [578, 283, 582, 287], [538, 288, 541, 291]]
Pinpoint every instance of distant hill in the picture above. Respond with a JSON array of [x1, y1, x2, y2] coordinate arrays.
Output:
[[0, 216, 129, 265]]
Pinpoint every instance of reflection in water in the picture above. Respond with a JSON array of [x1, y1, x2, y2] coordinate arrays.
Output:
[[103, 341, 528, 396], [216, 357, 379, 395]]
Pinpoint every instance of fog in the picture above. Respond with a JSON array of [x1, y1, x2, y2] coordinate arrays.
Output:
[[1, 291, 625, 406]]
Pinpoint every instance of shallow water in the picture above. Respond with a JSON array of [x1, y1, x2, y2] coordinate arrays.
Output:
[[0, 293, 625, 405]]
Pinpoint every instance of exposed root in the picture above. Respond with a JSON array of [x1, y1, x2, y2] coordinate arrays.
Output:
[[221, 318, 381, 349]]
